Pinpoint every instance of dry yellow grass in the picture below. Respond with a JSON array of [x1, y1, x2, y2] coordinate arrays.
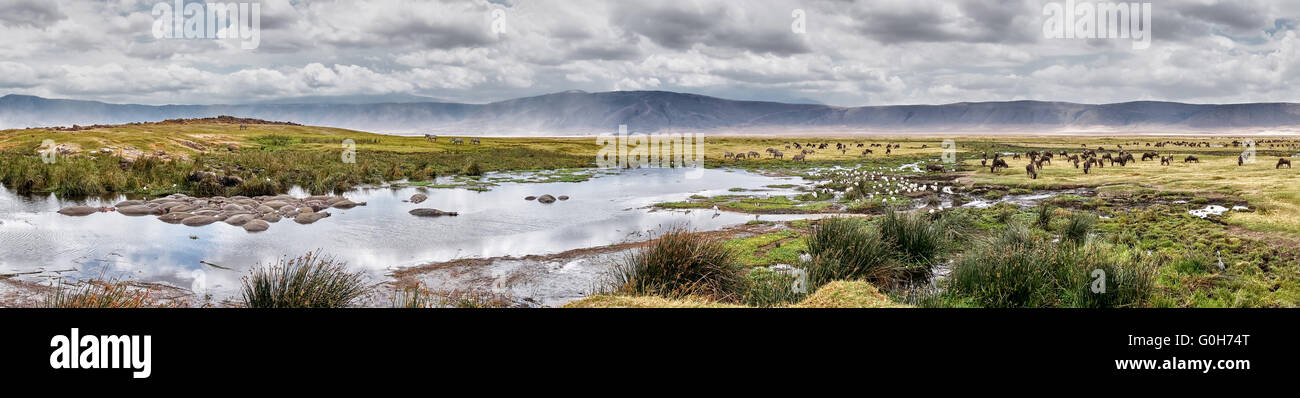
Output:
[[561, 295, 746, 308], [792, 281, 908, 308]]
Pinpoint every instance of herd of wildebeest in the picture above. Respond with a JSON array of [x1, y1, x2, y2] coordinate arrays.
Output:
[[720, 139, 1298, 179]]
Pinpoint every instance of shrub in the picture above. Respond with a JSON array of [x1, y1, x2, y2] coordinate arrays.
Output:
[[610, 228, 743, 301], [240, 251, 370, 308], [462, 162, 484, 177], [740, 267, 805, 307]]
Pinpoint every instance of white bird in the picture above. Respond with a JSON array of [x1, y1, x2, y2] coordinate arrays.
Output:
[[1216, 251, 1225, 270]]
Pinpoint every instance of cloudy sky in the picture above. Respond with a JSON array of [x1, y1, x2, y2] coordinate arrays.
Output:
[[0, 0, 1296, 106]]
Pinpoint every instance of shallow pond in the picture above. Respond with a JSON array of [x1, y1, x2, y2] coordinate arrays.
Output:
[[0, 168, 813, 301]]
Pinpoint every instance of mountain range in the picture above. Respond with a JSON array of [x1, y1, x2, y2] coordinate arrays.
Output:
[[3, 91, 1299, 135]]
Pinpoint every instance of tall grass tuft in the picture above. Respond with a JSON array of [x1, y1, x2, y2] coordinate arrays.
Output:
[[610, 228, 743, 301], [876, 208, 948, 264], [1061, 211, 1096, 244], [945, 227, 1155, 308], [44, 278, 159, 308], [805, 217, 902, 288], [1034, 204, 1054, 230], [240, 251, 370, 308]]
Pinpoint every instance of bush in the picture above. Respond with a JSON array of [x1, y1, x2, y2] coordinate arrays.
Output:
[[462, 162, 484, 176], [610, 228, 743, 301], [240, 251, 370, 308]]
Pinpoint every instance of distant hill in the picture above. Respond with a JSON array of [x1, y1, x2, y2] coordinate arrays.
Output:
[[3, 91, 1299, 135]]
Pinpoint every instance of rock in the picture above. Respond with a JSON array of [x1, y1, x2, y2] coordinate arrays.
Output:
[[410, 193, 427, 204], [409, 208, 458, 217], [224, 214, 255, 226], [294, 211, 331, 224], [158, 212, 193, 223], [558, 195, 569, 201], [57, 206, 99, 216], [537, 194, 556, 204], [524, 196, 537, 201], [118, 205, 162, 216], [181, 215, 218, 226], [114, 200, 145, 207], [242, 219, 270, 232]]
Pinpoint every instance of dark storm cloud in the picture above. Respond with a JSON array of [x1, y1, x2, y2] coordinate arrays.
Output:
[[0, 0, 66, 28]]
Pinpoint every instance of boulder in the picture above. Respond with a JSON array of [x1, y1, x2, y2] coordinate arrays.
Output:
[[57, 206, 99, 216], [409, 208, 459, 217]]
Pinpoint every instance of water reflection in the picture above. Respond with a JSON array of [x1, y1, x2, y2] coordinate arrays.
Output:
[[0, 168, 811, 299]]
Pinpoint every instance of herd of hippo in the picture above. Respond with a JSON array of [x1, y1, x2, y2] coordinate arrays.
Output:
[[56, 193, 366, 232]]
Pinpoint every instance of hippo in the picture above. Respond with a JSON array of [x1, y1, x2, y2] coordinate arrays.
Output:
[[409, 208, 459, 217], [118, 205, 163, 216], [181, 215, 219, 226], [243, 219, 270, 232], [261, 213, 282, 223], [558, 195, 569, 201], [524, 196, 537, 201], [114, 200, 145, 208], [537, 194, 557, 204], [57, 206, 101, 216], [332, 200, 359, 209], [410, 193, 428, 204], [158, 212, 194, 224], [221, 204, 245, 212], [294, 211, 331, 224], [224, 214, 255, 226]]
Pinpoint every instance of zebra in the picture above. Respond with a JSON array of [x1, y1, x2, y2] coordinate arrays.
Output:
[[425, 134, 438, 142]]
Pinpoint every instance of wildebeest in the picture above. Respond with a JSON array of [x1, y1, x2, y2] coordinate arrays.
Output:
[[1083, 158, 1093, 174], [927, 163, 944, 172], [724, 152, 735, 159], [990, 158, 1009, 172], [1068, 154, 1080, 167], [748, 151, 760, 158], [1184, 155, 1200, 163], [861, 149, 872, 155], [471, 138, 481, 145], [450, 138, 464, 144], [1141, 152, 1157, 161], [1026, 161, 1038, 179], [1239, 154, 1245, 166], [1279, 158, 1292, 169], [773, 151, 783, 159], [1160, 155, 1172, 166], [734, 153, 746, 160], [791, 154, 806, 162]]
